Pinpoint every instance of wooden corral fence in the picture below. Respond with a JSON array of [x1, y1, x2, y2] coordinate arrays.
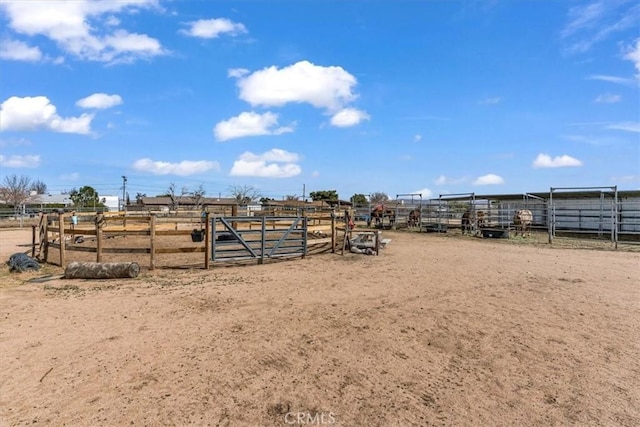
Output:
[[33, 210, 342, 269]]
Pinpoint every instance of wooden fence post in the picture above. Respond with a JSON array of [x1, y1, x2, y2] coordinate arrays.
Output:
[[331, 210, 336, 253], [96, 213, 103, 263], [150, 214, 156, 270], [58, 213, 66, 267], [31, 225, 36, 258], [204, 212, 211, 269], [43, 215, 49, 263], [231, 204, 238, 230]]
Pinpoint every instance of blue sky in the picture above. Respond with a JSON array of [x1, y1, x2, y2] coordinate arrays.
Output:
[[0, 0, 638, 202]]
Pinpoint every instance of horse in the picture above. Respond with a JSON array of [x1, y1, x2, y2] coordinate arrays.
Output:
[[408, 209, 421, 227], [370, 205, 396, 227], [461, 210, 473, 234], [461, 210, 485, 234], [513, 209, 533, 236], [476, 210, 485, 228]]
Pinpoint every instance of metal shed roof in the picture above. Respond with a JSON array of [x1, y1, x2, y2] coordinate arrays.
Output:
[[433, 189, 639, 202]]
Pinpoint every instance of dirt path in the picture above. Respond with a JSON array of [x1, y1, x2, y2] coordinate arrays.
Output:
[[1, 231, 639, 426], [0, 228, 33, 260]]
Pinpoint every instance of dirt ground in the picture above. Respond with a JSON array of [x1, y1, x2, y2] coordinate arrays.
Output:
[[0, 228, 639, 426]]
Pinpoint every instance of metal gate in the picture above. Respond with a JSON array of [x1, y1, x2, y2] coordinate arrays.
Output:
[[549, 186, 619, 248], [211, 216, 307, 264]]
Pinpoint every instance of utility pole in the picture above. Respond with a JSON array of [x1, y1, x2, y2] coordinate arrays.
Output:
[[302, 184, 306, 202], [121, 175, 127, 212]]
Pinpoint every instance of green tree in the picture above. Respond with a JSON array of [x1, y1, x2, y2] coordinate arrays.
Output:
[[309, 190, 338, 201], [69, 186, 103, 208], [260, 197, 274, 204], [350, 193, 368, 205]]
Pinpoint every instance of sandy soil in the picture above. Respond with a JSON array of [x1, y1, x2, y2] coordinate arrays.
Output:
[[1, 228, 639, 426]]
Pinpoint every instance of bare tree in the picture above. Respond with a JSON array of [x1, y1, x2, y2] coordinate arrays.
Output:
[[0, 174, 32, 218], [30, 179, 47, 195], [167, 183, 188, 212], [370, 192, 390, 204], [285, 195, 299, 201], [191, 184, 206, 210], [228, 185, 261, 205]]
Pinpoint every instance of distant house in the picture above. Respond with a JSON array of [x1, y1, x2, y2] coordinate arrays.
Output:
[[29, 193, 74, 208], [25, 193, 118, 212], [262, 199, 352, 209]]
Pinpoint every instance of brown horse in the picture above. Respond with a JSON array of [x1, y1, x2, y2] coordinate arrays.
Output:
[[513, 209, 533, 236], [408, 209, 421, 227], [370, 205, 396, 227], [461, 210, 485, 234]]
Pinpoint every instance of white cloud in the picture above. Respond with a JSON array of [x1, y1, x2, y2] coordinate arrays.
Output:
[[239, 148, 300, 163], [132, 158, 220, 176], [101, 30, 164, 63], [623, 38, 640, 78], [231, 60, 358, 112], [329, 108, 370, 127], [594, 93, 621, 103], [587, 74, 637, 86], [412, 188, 433, 198], [473, 174, 505, 185], [311, 171, 320, 177], [0, 0, 166, 63], [228, 68, 249, 78], [606, 122, 640, 133], [214, 111, 294, 141], [0, 39, 42, 61], [532, 153, 583, 168], [180, 18, 247, 39], [561, 1, 604, 39], [414, 134, 422, 142], [562, 134, 618, 146], [230, 149, 302, 178], [0, 96, 93, 134], [76, 93, 123, 109], [0, 154, 41, 168], [561, 1, 638, 54], [479, 97, 501, 105]]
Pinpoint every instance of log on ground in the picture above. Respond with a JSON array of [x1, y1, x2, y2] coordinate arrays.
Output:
[[64, 262, 140, 279]]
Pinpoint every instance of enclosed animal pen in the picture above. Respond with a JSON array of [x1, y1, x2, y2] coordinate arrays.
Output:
[[393, 193, 423, 229], [33, 209, 341, 269], [411, 187, 639, 248], [547, 186, 640, 248]]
